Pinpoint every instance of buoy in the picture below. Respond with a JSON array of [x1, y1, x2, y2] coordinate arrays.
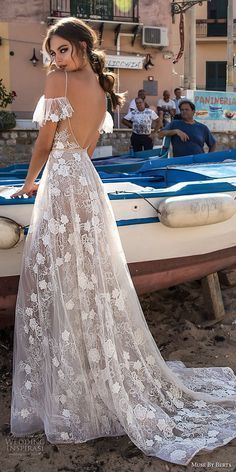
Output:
[[0, 217, 23, 249], [158, 193, 236, 228]]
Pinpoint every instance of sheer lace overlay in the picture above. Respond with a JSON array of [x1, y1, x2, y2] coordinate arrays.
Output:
[[11, 97, 236, 466], [33, 96, 74, 127]]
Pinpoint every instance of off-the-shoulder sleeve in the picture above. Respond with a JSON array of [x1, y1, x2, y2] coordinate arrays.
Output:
[[98, 111, 113, 134], [32, 95, 74, 127]]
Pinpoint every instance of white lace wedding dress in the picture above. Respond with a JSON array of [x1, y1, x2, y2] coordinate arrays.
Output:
[[11, 87, 236, 466]]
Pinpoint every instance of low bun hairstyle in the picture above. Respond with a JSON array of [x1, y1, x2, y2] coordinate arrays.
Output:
[[43, 17, 126, 110]]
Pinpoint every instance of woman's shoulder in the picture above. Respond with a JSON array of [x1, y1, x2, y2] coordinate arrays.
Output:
[[44, 69, 67, 98]]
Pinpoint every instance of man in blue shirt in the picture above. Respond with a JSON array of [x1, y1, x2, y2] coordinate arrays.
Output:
[[158, 100, 216, 157]]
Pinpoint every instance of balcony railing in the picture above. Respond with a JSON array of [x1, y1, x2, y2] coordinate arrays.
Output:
[[50, 0, 139, 22], [196, 19, 236, 38]]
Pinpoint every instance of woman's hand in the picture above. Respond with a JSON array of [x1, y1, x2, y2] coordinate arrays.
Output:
[[11, 182, 39, 199]]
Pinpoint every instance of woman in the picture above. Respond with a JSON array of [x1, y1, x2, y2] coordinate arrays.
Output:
[[122, 97, 162, 152], [11, 17, 236, 465]]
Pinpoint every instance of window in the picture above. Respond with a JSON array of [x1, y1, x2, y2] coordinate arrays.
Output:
[[207, 0, 228, 36], [206, 62, 227, 91], [76, 1, 113, 20]]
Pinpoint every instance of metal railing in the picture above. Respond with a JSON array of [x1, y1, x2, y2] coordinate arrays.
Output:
[[50, 0, 70, 17], [196, 21, 207, 37], [50, 0, 139, 22], [196, 19, 236, 38]]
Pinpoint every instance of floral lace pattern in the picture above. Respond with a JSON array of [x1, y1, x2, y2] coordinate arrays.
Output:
[[11, 100, 236, 466], [33, 96, 74, 127], [53, 129, 79, 150]]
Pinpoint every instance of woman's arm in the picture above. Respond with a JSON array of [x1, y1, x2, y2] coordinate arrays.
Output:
[[122, 118, 133, 129], [11, 122, 57, 198], [11, 72, 65, 198]]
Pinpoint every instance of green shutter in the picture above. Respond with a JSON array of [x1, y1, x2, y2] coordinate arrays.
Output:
[[206, 62, 227, 91]]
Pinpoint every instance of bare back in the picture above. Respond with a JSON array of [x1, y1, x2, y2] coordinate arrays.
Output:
[[66, 70, 106, 149]]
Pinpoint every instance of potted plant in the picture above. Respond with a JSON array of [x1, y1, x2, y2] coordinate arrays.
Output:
[[0, 79, 17, 129]]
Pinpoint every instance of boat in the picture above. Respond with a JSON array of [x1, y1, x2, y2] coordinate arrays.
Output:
[[0, 142, 170, 182], [1, 148, 236, 327]]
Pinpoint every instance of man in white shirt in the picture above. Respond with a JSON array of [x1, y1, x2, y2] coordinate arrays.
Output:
[[128, 89, 149, 113], [122, 97, 162, 151], [157, 90, 176, 126], [173, 87, 185, 119]]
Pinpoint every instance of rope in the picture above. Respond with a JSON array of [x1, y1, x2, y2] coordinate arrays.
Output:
[[113, 190, 161, 215]]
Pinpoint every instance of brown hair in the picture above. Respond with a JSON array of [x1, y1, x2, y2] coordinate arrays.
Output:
[[43, 17, 125, 110], [179, 100, 195, 111]]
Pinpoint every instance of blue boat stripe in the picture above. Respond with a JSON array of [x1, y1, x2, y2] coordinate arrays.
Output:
[[1, 181, 236, 206], [108, 183, 236, 200], [117, 217, 160, 226], [0, 197, 35, 205], [15, 218, 159, 233]]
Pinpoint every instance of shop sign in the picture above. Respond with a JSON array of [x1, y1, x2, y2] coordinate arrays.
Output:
[[106, 55, 144, 69], [187, 90, 236, 121]]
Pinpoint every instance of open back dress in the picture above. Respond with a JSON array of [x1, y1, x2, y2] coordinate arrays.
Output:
[[11, 72, 236, 466]]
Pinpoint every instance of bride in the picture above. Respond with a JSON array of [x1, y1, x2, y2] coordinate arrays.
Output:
[[10, 17, 236, 466]]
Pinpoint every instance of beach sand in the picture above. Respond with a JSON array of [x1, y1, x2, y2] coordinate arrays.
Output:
[[1, 280, 236, 472]]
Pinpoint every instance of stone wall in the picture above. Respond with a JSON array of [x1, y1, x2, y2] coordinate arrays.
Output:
[[0, 129, 236, 167], [0, 130, 38, 167]]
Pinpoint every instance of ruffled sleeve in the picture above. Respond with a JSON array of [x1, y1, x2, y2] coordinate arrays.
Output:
[[32, 95, 74, 127], [98, 111, 113, 134]]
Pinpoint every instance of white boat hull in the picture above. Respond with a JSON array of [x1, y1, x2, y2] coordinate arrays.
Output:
[[2, 179, 236, 326], [1, 186, 236, 277]]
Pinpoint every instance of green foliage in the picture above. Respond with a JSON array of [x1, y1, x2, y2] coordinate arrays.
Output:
[[0, 79, 17, 109], [0, 111, 16, 129]]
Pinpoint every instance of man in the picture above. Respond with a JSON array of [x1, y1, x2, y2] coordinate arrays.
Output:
[[128, 89, 149, 112], [158, 100, 216, 157], [173, 87, 185, 119], [157, 90, 176, 126], [122, 97, 162, 152]]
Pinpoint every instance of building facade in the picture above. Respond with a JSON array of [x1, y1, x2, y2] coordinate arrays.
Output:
[[0, 0, 235, 126], [0, 0, 185, 124], [195, 0, 236, 91]]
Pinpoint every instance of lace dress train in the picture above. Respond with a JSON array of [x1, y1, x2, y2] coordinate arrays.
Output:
[[11, 96, 236, 466]]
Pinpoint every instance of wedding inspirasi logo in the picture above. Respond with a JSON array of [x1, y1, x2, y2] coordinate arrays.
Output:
[[5, 435, 45, 455]]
